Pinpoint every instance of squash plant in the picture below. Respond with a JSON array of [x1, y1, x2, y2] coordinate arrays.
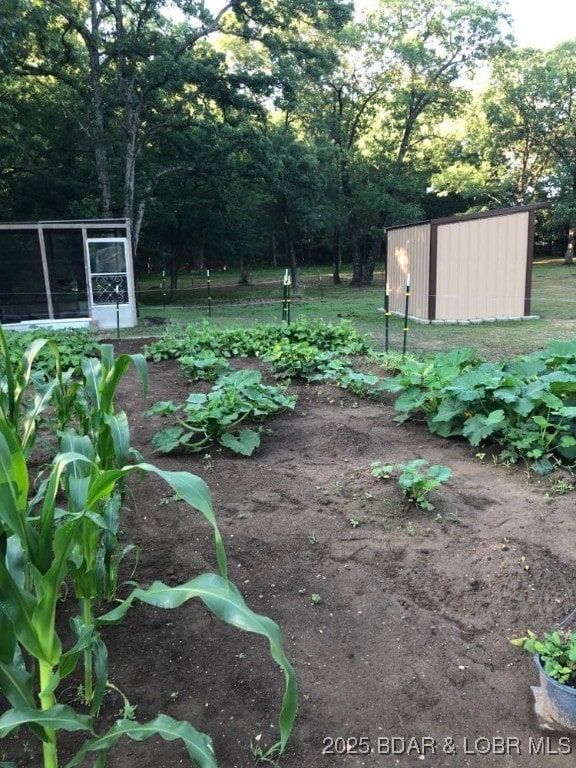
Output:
[[371, 459, 452, 511], [143, 318, 370, 362], [383, 341, 576, 474], [149, 369, 296, 456]]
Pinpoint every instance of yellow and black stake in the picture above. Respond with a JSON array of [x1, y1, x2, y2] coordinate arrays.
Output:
[[282, 269, 292, 323], [206, 268, 212, 317], [115, 283, 120, 339], [402, 272, 411, 354], [384, 279, 391, 352]]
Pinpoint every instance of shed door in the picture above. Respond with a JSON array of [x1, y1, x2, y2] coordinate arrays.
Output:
[[86, 238, 131, 328]]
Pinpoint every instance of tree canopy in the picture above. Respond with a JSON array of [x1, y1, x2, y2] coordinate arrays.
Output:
[[0, 0, 574, 283]]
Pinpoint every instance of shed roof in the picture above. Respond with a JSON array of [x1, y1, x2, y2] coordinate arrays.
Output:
[[385, 202, 550, 233]]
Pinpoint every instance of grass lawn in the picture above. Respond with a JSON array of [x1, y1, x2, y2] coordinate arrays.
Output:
[[130, 260, 576, 359]]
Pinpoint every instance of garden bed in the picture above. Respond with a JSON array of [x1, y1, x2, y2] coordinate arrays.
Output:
[[4, 337, 576, 767]]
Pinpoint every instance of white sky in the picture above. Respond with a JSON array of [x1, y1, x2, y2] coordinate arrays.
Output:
[[355, 0, 576, 50], [504, 0, 576, 49]]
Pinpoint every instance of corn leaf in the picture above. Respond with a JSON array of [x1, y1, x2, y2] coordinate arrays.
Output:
[[64, 714, 216, 768], [96, 573, 297, 753], [0, 704, 93, 738]]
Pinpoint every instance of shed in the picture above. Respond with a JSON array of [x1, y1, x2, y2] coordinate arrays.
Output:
[[385, 204, 548, 323], [0, 219, 137, 331]]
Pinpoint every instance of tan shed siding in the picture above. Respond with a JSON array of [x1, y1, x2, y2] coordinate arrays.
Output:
[[434, 213, 529, 321], [387, 223, 430, 317]]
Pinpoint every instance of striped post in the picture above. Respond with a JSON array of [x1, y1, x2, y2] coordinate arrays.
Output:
[[282, 269, 291, 323], [384, 281, 390, 353], [402, 272, 411, 354], [206, 268, 212, 317]]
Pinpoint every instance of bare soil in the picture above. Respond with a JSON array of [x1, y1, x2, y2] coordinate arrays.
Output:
[[4, 338, 576, 767]]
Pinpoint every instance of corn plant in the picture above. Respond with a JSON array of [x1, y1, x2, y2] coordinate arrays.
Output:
[[54, 344, 148, 600], [0, 424, 297, 767], [52, 345, 148, 707], [0, 324, 62, 458], [61, 343, 148, 468]]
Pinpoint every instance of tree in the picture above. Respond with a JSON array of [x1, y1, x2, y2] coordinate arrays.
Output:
[[303, 0, 510, 284], [434, 42, 576, 253], [7, 0, 351, 255]]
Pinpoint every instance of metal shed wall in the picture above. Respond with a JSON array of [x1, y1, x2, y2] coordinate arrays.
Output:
[[387, 221, 430, 317], [434, 212, 529, 321], [386, 204, 545, 323]]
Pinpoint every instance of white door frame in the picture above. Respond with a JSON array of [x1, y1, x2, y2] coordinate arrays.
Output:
[[85, 237, 137, 329]]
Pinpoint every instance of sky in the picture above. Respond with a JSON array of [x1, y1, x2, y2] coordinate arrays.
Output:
[[355, 0, 576, 50], [504, 0, 576, 49]]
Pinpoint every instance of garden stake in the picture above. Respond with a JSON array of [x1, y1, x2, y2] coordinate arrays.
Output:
[[206, 268, 212, 317], [115, 284, 120, 339], [384, 281, 390, 353], [162, 268, 166, 313], [402, 272, 410, 354], [282, 269, 291, 323]]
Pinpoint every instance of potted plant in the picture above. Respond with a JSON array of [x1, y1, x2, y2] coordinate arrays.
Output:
[[511, 628, 576, 732]]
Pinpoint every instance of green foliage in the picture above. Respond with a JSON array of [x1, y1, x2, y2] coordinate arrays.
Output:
[[368, 350, 417, 373], [383, 340, 576, 474], [0, 336, 298, 767], [381, 347, 480, 429], [180, 352, 231, 382], [0, 326, 62, 458], [311, 358, 383, 396], [149, 369, 296, 456], [0, 443, 297, 765], [511, 629, 576, 687], [371, 459, 452, 511], [263, 340, 337, 379], [3, 329, 99, 373], [143, 319, 370, 362]]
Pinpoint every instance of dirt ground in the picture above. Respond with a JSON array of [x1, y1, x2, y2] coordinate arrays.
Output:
[[5, 337, 576, 767]]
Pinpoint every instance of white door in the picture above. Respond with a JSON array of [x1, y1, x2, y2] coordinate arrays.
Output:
[[86, 238, 136, 329]]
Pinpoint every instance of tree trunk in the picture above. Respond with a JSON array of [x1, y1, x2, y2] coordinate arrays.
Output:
[[197, 234, 206, 273], [87, 1, 112, 215], [361, 245, 378, 285], [168, 219, 183, 300], [339, 154, 362, 284], [565, 226, 575, 265], [114, 0, 141, 252], [332, 230, 342, 284], [281, 197, 298, 291], [238, 255, 250, 284], [283, 228, 298, 292], [363, 227, 385, 285]]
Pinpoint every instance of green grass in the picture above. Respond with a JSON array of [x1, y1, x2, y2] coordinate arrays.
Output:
[[128, 260, 576, 360]]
